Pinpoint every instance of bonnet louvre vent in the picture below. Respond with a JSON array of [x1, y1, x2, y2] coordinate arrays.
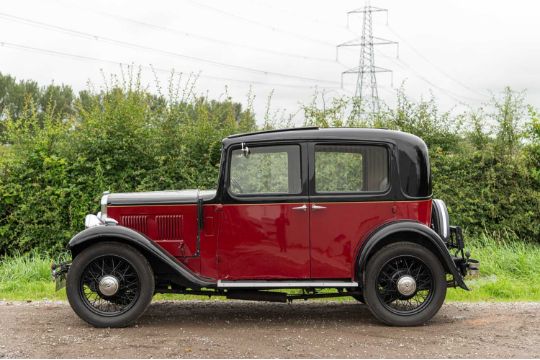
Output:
[[121, 215, 148, 234], [156, 215, 183, 240]]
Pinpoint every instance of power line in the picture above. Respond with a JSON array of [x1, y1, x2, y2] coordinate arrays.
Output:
[[374, 48, 482, 104], [0, 12, 341, 86], [0, 40, 343, 90], [257, 0, 351, 33], [385, 24, 489, 98], [183, 0, 337, 47], [252, 1, 488, 100], [61, 3, 339, 64]]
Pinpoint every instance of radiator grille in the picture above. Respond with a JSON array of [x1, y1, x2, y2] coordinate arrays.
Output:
[[156, 215, 183, 240], [121, 215, 148, 234]]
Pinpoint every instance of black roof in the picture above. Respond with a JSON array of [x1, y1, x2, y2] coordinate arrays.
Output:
[[223, 127, 425, 148], [223, 127, 432, 199]]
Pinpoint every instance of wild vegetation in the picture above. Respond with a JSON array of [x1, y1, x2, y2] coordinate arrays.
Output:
[[1, 236, 539, 301], [0, 70, 539, 300], [0, 71, 256, 254], [304, 88, 539, 244]]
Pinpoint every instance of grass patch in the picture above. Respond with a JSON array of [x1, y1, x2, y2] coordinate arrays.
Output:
[[1, 236, 539, 302], [0, 251, 67, 301], [447, 235, 540, 301]]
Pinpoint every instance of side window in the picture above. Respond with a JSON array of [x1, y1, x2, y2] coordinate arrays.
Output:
[[315, 144, 389, 193], [229, 145, 302, 195]]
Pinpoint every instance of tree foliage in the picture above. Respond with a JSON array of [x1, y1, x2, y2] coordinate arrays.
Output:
[[0, 74, 255, 254], [0, 74, 538, 255], [304, 87, 539, 243]]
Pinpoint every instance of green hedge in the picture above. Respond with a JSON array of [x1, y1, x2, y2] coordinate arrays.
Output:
[[304, 88, 540, 243], [0, 83, 256, 255], [0, 79, 538, 256]]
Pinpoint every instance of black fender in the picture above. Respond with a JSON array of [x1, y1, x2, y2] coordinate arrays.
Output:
[[357, 221, 468, 290], [68, 225, 216, 288]]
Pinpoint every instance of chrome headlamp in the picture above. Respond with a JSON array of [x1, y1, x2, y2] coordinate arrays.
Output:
[[100, 191, 110, 218], [84, 191, 117, 228], [85, 214, 103, 228]]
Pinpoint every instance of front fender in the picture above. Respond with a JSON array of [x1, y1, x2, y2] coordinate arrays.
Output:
[[68, 225, 216, 288], [357, 221, 468, 290]]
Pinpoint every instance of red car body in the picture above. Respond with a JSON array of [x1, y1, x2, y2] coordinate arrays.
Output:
[[108, 199, 432, 281], [58, 127, 477, 327]]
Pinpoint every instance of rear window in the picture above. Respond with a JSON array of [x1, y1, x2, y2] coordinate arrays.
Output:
[[314, 145, 389, 194]]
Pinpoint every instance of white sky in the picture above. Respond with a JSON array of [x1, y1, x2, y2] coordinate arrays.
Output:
[[1, 0, 539, 124]]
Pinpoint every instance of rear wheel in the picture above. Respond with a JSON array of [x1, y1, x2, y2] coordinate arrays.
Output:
[[66, 242, 154, 327], [364, 242, 447, 326]]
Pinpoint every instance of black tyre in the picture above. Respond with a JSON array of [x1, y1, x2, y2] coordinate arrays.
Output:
[[364, 242, 447, 326], [66, 242, 154, 327]]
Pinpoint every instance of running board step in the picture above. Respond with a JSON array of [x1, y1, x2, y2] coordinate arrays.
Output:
[[217, 280, 358, 288]]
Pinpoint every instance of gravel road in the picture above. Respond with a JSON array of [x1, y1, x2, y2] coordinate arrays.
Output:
[[0, 300, 538, 358]]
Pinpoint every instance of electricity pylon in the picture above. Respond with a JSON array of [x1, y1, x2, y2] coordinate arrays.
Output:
[[337, 3, 398, 115]]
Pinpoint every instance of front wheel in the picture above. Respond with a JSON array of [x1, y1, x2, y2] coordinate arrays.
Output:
[[364, 242, 447, 326], [66, 242, 154, 327]]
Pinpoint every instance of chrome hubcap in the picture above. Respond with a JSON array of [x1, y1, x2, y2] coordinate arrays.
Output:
[[396, 275, 416, 296], [98, 275, 119, 296]]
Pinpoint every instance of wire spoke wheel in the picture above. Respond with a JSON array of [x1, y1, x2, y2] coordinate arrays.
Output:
[[376, 255, 434, 316], [364, 242, 446, 326], [79, 255, 140, 317]]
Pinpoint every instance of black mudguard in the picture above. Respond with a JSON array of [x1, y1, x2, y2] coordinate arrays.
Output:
[[68, 225, 216, 288], [357, 221, 469, 290]]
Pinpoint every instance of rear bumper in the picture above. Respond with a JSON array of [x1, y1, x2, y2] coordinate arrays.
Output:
[[449, 226, 480, 277]]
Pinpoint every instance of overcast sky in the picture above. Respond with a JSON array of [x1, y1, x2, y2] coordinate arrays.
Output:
[[1, 0, 539, 124]]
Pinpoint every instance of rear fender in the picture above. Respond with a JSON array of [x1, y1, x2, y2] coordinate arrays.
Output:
[[68, 225, 216, 288], [356, 221, 468, 290]]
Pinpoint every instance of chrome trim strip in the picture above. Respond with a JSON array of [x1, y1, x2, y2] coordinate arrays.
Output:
[[217, 280, 359, 288], [105, 189, 217, 206]]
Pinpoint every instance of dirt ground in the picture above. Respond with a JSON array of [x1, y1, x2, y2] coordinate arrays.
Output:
[[0, 300, 538, 358]]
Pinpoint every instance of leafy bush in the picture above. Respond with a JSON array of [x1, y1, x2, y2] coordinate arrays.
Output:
[[303, 87, 540, 243], [0, 73, 538, 256], [0, 75, 255, 255]]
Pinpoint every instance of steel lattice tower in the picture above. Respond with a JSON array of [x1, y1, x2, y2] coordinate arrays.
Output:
[[337, 3, 398, 114]]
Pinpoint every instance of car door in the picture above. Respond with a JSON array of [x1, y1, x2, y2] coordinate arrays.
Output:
[[217, 142, 310, 280], [308, 142, 394, 279]]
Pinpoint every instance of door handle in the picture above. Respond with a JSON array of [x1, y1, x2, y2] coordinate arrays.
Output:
[[292, 204, 308, 211], [311, 204, 327, 211]]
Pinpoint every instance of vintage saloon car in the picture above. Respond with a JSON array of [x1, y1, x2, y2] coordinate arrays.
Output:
[[53, 127, 478, 327]]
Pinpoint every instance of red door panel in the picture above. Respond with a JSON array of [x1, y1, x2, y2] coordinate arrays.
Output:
[[217, 203, 310, 280], [309, 199, 433, 279], [309, 201, 396, 279]]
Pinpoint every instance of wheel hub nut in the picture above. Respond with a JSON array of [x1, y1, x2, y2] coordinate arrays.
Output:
[[99, 275, 119, 296], [397, 275, 416, 296]]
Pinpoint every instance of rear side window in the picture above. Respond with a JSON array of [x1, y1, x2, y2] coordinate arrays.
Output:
[[315, 144, 389, 193], [229, 145, 302, 195]]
